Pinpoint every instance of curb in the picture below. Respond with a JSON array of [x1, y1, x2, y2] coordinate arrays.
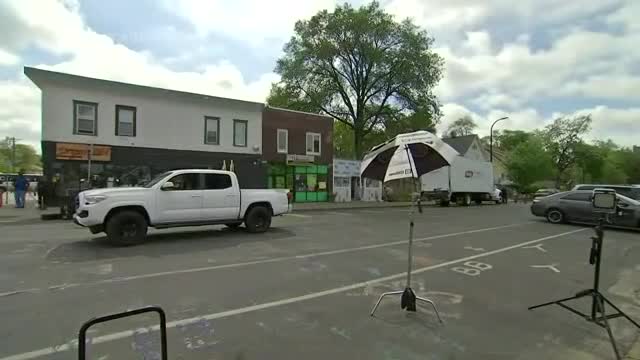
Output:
[[292, 202, 413, 212]]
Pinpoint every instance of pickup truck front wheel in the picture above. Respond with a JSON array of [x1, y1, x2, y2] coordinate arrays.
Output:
[[106, 210, 148, 246], [245, 206, 271, 233]]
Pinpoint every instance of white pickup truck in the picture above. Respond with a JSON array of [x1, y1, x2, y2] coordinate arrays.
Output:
[[73, 169, 291, 245]]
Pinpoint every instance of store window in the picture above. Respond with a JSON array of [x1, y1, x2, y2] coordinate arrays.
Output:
[[294, 165, 328, 202], [116, 105, 136, 137], [73, 100, 98, 135], [306, 132, 321, 155]]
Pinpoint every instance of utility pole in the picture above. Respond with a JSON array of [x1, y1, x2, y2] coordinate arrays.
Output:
[[4, 137, 18, 172]]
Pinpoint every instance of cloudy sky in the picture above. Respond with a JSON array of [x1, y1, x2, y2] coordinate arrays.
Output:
[[1, 0, 639, 151]]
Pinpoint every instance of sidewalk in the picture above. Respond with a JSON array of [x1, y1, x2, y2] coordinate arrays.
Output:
[[0, 193, 58, 224], [292, 200, 412, 212]]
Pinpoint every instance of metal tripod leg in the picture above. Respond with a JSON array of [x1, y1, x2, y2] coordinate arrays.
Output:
[[370, 291, 404, 316], [601, 294, 640, 329], [595, 294, 621, 360], [416, 296, 443, 323], [528, 291, 589, 311]]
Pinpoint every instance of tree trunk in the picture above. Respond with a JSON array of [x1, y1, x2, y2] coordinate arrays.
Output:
[[354, 128, 362, 160]]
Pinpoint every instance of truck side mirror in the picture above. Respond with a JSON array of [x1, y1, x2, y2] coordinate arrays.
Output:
[[161, 181, 175, 191]]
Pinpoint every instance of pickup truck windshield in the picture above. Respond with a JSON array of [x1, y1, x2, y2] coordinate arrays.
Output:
[[143, 171, 172, 188]]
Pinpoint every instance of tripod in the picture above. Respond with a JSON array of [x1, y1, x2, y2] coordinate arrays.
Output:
[[528, 216, 640, 360], [370, 146, 443, 323]]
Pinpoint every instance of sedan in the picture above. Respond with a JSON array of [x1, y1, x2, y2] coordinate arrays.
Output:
[[533, 188, 559, 198], [530, 190, 640, 228]]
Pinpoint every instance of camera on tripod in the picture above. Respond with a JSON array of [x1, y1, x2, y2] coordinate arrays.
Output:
[[591, 188, 618, 214], [589, 188, 616, 264]]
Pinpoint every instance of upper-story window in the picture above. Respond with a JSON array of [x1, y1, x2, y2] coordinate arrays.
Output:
[[306, 132, 321, 155], [115, 105, 136, 137], [204, 116, 220, 145], [233, 119, 248, 147], [73, 100, 98, 136], [277, 129, 288, 154]]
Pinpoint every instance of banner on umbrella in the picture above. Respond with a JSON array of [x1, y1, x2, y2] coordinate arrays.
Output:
[[384, 147, 418, 181]]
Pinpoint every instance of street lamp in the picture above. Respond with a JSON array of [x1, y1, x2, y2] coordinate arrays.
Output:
[[490, 117, 508, 162]]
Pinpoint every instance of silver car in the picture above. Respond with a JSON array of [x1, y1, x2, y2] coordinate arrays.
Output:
[[530, 190, 640, 228]]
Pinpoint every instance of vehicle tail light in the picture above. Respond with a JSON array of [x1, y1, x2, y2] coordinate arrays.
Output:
[[287, 191, 293, 203]]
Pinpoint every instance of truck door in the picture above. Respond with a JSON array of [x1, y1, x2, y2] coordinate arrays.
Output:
[[156, 173, 203, 223], [201, 173, 239, 220]]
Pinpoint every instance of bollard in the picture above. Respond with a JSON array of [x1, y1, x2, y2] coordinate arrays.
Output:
[[0, 191, 3, 207]]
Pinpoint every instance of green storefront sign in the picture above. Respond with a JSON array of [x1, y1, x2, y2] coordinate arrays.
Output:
[[268, 162, 328, 202]]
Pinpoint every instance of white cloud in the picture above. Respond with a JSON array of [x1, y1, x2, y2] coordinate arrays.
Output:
[[553, 106, 640, 147], [0, 48, 19, 66], [386, 0, 487, 31], [166, 0, 336, 46], [385, 0, 622, 32], [439, 102, 639, 147], [434, 26, 640, 104]]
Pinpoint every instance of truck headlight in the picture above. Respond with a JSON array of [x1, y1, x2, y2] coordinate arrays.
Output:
[[84, 195, 107, 204]]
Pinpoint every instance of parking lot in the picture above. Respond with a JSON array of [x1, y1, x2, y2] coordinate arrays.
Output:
[[1, 203, 639, 359]]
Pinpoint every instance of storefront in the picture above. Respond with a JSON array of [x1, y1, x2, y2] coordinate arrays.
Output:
[[267, 155, 329, 202], [42, 141, 266, 206], [333, 159, 382, 202]]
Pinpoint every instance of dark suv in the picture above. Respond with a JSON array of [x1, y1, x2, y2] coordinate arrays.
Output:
[[571, 184, 640, 200]]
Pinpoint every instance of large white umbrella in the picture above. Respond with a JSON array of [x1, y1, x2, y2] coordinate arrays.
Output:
[[360, 130, 459, 182], [363, 130, 459, 320]]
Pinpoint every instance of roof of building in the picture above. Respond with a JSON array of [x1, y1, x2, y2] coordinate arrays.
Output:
[[442, 134, 478, 155], [265, 105, 333, 119], [23, 66, 265, 109]]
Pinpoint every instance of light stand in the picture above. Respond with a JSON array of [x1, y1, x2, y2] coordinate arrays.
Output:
[[370, 145, 443, 323], [528, 215, 640, 360]]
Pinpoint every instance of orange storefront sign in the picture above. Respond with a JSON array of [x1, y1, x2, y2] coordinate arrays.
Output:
[[56, 143, 112, 161]]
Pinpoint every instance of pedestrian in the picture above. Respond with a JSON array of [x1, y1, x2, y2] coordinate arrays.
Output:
[[501, 186, 508, 204], [13, 171, 30, 208], [37, 176, 49, 210]]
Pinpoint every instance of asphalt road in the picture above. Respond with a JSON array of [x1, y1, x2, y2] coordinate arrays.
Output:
[[1, 203, 639, 360]]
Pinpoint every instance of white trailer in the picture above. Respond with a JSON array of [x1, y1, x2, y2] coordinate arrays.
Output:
[[421, 156, 499, 206]]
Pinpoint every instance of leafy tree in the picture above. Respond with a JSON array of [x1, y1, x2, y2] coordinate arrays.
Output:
[[506, 136, 554, 193], [542, 115, 592, 187], [446, 115, 476, 137], [268, 1, 444, 158], [574, 143, 605, 183], [493, 130, 532, 152], [0, 141, 41, 172]]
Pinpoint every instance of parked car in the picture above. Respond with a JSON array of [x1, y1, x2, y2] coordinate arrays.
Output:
[[533, 188, 560, 198], [571, 184, 640, 200], [530, 190, 640, 228], [73, 169, 292, 245]]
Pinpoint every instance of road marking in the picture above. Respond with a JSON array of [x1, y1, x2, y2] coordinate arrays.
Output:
[[284, 213, 311, 218], [530, 264, 560, 273], [463, 246, 486, 252], [0, 222, 533, 296], [523, 244, 547, 252], [0, 227, 586, 360]]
